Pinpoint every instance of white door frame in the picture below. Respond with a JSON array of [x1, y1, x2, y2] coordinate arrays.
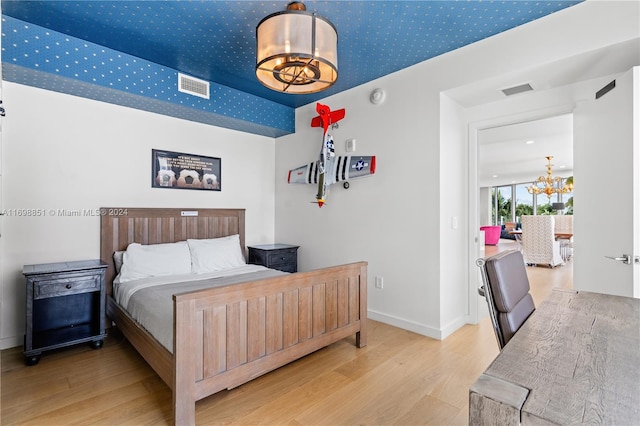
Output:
[[466, 104, 575, 323]]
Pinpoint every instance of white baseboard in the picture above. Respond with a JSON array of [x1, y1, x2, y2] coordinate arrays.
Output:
[[439, 316, 469, 339], [368, 309, 466, 340], [1, 335, 22, 351]]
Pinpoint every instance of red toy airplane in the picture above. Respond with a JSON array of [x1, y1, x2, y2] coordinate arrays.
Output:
[[288, 103, 376, 207]]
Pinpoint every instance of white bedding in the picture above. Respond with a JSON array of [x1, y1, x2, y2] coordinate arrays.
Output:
[[114, 265, 287, 352]]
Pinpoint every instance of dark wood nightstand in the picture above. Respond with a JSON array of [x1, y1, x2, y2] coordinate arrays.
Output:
[[248, 244, 299, 273], [23, 259, 108, 365]]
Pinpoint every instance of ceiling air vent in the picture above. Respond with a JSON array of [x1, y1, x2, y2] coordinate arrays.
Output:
[[501, 82, 534, 97], [178, 73, 210, 99]]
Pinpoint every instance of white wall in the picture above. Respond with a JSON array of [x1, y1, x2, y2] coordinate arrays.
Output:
[[276, 69, 444, 336], [0, 83, 276, 349], [479, 188, 491, 226], [275, 0, 640, 339], [439, 94, 469, 335]]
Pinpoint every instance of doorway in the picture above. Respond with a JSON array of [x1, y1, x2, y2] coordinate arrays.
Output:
[[467, 107, 576, 324]]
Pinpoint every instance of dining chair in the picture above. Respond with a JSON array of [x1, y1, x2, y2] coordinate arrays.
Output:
[[504, 222, 517, 231], [476, 250, 535, 350], [520, 215, 564, 267], [553, 215, 573, 234], [554, 215, 574, 261]]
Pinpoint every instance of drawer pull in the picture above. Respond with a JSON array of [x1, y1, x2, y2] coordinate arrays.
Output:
[[65, 284, 72, 289]]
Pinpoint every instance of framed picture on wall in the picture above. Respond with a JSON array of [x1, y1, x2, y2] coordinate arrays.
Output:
[[152, 149, 221, 191]]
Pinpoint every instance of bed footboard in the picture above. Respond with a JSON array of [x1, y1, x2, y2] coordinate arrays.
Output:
[[172, 261, 367, 425]]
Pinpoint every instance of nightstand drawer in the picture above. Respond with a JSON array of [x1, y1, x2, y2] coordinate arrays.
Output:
[[34, 274, 101, 299], [266, 250, 297, 266]]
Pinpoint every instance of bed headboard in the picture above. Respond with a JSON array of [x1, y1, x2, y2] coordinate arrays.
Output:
[[100, 207, 246, 296]]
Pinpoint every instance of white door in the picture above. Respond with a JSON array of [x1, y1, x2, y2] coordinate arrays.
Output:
[[573, 67, 639, 298]]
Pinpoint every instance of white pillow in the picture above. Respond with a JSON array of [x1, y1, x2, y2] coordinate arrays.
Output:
[[113, 251, 125, 274], [188, 235, 246, 273], [118, 241, 192, 283]]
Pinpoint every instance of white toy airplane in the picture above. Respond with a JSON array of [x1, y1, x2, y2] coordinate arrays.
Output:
[[288, 102, 376, 207]]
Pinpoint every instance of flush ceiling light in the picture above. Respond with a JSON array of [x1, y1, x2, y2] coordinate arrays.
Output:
[[256, 1, 338, 94]]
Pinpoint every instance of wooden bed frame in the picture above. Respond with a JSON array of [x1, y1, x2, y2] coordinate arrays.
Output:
[[99, 208, 367, 425]]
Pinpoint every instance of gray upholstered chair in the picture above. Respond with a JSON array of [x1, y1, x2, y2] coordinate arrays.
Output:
[[476, 250, 535, 350]]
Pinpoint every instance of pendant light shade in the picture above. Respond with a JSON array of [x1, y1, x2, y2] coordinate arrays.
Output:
[[256, 1, 338, 94]]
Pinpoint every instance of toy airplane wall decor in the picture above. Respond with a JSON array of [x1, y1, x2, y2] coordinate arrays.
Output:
[[288, 102, 376, 207]]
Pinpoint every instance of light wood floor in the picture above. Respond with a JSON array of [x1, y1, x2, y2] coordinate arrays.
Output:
[[1, 249, 572, 425]]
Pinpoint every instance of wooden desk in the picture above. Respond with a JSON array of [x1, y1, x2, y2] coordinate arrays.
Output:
[[470, 289, 640, 425]]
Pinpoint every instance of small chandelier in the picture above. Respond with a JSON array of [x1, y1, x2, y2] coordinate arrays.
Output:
[[256, 1, 338, 94], [526, 156, 574, 200]]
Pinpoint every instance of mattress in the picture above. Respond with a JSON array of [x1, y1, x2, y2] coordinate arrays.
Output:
[[114, 265, 287, 352]]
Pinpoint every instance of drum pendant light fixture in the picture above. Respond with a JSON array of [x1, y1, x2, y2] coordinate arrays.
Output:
[[256, 1, 338, 94]]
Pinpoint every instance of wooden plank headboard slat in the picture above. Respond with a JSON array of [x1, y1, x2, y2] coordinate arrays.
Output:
[[162, 217, 171, 243]]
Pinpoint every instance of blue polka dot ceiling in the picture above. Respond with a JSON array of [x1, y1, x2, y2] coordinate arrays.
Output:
[[1, 1, 582, 137]]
